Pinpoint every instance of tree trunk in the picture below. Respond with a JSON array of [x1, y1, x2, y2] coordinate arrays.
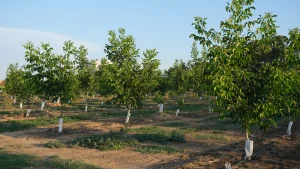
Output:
[[20, 102, 23, 109], [244, 128, 253, 160], [159, 103, 164, 113], [58, 103, 63, 133], [246, 129, 249, 140], [60, 103, 63, 118], [287, 116, 293, 137], [57, 97, 60, 104], [208, 95, 211, 112], [125, 106, 131, 124], [85, 95, 88, 113], [25, 99, 30, 117], [176, 109, 180, 116], [58, 117, 63, 132], [25, 109, 31, 117], [41, 100, 45, 110]]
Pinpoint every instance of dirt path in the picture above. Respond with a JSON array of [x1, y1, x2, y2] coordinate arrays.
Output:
[[0, 119, 222, 169], [1, 113, 298, 169]]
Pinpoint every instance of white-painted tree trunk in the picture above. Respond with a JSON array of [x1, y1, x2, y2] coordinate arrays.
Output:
[[13, 96, 16, 103], [200, 96, 202, 100], [57, 97, 60, 104], [287, 121, 293, 137], [41, 101, 45, 110], [25, 109, 31, 117], [85, 97, 88, 112], [244, 129, 253, 160], [20, 102, 23, 109], [176, 109, 180, 116], [158, 104, 164, 113], [101, 101, 104, 106], [208, 95, 212, 112], [92, 95, 94, 98], [125, 107, 131, 124], [58, 118, 63, 132]]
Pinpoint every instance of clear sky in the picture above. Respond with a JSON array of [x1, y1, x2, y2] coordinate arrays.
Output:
[[0, 0, 299, 79]]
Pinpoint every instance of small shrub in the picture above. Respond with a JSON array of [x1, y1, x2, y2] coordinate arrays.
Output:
[[71, 133, 139, 150], [176, 99, 184, 106], [153, 91, 165, 104], [130, 127, 186, 144], [169, 130, 186, 143], [136, 145, 182, 154], [1, 93, 13, 109], [119, 126, 130, 134], [45, 141, 66, 148], [46, 155, 99, 169], [129, 126, 167, 134], [134, 133, 169, 144]]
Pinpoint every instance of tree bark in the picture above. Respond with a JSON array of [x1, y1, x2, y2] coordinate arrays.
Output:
[[125, 106, 131, 124]]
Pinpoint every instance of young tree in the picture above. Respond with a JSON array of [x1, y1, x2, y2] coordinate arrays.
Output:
[[75, 46, 97, 112], [190, 0, 300, 159], [95, 58, 116, 104], [24, 41, 79, 132], [104, 28, 160, 123], [189, 45, 213, 112], [151, 70, 170, 113], [167, 59, 191, 104], [19, 67, 36, 117], [5, 63, 23, 105]]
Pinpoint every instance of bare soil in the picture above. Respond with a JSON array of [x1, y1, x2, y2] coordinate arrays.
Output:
[[0, 112, 299, 169]]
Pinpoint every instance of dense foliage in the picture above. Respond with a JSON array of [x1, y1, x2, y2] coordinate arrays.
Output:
[[190, 0, 300, 136]]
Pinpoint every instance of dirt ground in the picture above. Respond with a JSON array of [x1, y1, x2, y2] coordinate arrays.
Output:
[[0, 111, 299, 169]]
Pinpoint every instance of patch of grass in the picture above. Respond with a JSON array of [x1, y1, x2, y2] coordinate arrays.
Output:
[[199, 115, 220, 122], [45, 141, 66, 148], [129, 127, 186, 144], [46, 155, 99, 169], [0, 116, 83, 133], [169, 130, 185, 143], [179, 127, 199, 133], [133, 133, 170, 144], [0, 111, 23, 117], [71, 133, 139, 151], [0, 151, 38, 169], [157, 122, 190, 127], [0, 151, 100, 169], [136, 145, 182, 154], [194, 133, 229, 141], [128, 126, 167, 134]]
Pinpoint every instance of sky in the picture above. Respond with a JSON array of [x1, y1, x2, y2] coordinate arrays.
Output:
[[0, 0, 299, 79]]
